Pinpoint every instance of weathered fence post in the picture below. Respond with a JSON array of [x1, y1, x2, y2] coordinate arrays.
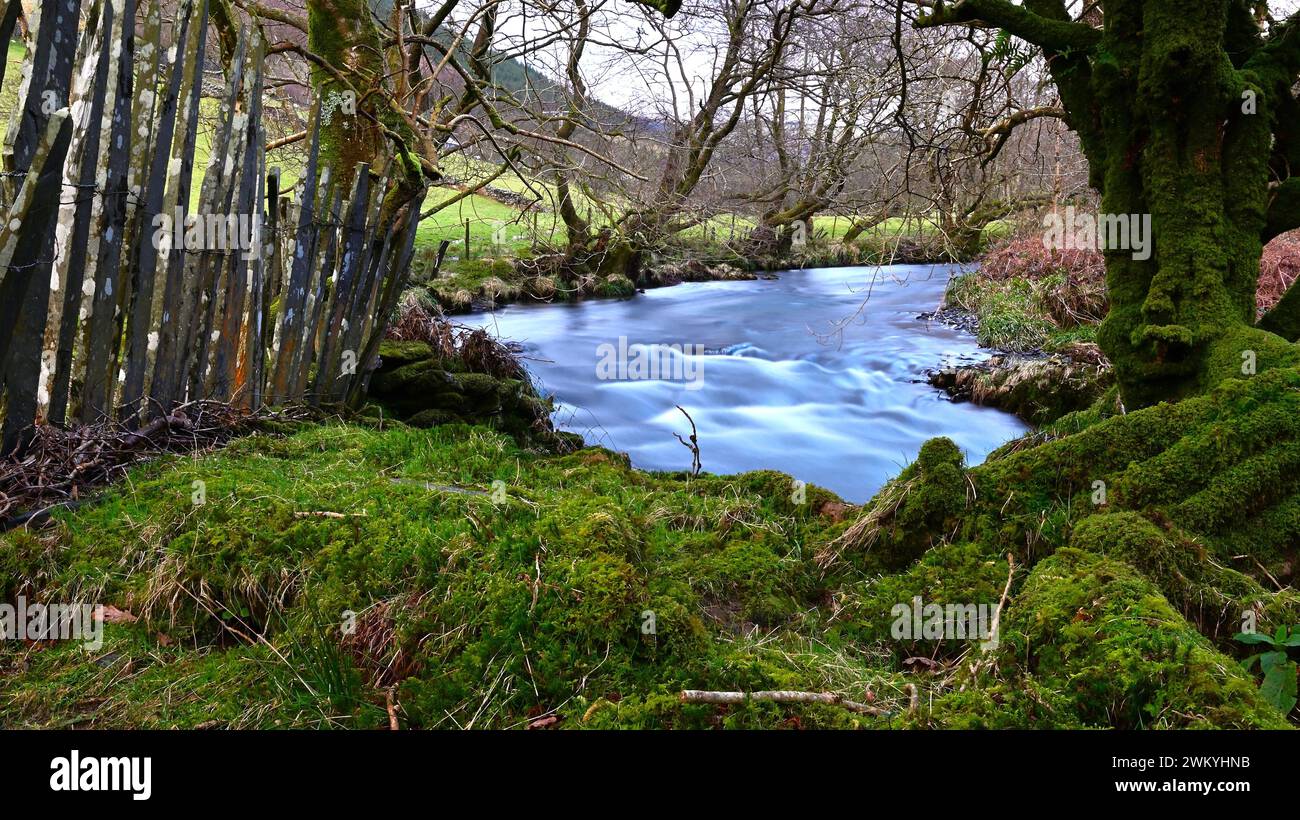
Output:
[[0, 5, 433, 443]]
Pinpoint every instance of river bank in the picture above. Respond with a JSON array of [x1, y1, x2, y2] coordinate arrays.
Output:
[[420, 233, 952, 315], [2, 254, 1294, 731], [5, 363, 1296, 728]]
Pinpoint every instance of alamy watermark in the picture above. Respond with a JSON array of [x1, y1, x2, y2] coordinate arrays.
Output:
[[891, 595, 1000, 651], [596, 336, 705, 390], [50, 750, 151, 801], [1042, 205, 1152, 261], [152, 207, 264, 261], [0, 596, 103, 650]]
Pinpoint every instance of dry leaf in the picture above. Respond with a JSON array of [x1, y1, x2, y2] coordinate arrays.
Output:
[[94, 605, 137, 624]]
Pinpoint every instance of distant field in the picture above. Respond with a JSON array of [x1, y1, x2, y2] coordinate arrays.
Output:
[[0, 39, 23, 121]]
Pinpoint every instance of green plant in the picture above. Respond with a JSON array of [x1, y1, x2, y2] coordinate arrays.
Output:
[[1235, 625, 1300, 715]]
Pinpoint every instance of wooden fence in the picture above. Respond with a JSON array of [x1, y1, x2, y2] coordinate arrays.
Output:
[[0, 0, 434, 455]]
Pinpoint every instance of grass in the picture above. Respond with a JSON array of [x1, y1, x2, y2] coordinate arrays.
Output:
[[6, 362, 1300, 729], [0, 39, 24, 123], [946, 272, 1056, 350], [0, 422, 914, 729]]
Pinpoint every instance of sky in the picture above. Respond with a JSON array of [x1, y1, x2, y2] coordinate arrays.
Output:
[[419, 0, 727, 114]]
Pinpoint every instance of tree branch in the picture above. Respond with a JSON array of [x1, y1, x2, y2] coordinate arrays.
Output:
[[914, 0, 1100, 53]]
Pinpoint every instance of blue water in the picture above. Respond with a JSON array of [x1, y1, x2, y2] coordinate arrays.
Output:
[[465, 265, 1029, 502]]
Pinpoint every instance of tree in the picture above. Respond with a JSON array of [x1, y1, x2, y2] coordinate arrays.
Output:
[[233, 0, 679, 233], [559, 0, 824, 280], [737, 2, 900, 257], [904, 0, 1300, 408], [892, 29, 1065, 259]]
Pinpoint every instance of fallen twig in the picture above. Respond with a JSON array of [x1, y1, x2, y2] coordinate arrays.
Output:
[[984, 551, 1016, 652], [385, 687, 400, 730], [672, 405, 701, 478]]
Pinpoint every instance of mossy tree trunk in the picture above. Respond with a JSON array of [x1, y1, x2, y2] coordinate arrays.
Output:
[[919, 0, 1300, 408], [305, 0, 430, 225]]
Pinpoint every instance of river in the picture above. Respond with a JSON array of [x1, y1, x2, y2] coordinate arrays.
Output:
[[465, 264, 1029, 503]]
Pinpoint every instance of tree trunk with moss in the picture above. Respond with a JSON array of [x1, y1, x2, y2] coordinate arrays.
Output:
[[919, 0, 1300, 408], [306, 0, 428, 224]]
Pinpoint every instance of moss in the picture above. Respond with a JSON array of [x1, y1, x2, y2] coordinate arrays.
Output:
[[406, 409, 461, 427], [376, 340, 434, 368], [1069, 512, 1300, 640], [979, 549, 1288, 729], [837, 541, 1010, 659], [595, 274, 636, 299], [868, 437, 968, 570], [365, 345, 558, 448], [1, 423, 889, 728], [931, 352, 1113, 425], [11, 364, 1300, 728], [456, 372, 502, 398], [721, 469, 843, 519]]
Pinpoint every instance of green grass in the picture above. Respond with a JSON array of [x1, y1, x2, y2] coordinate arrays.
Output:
[[0, 421, 918, 729], [946, 272, 1056, 350], [0, 39, 24, 123], [5, 369, 1298, 728]]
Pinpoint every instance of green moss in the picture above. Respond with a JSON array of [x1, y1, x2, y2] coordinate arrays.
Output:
[[837, 541, 1010, 658], [376, 340, 434, 367], [977, 549, 1287, 729], [834, 437, 968, 572], [595, 274, 636, 299], [2, 423, 900, 728], [11, 362, 1300, 728], [1070, 512, 1300, 640]]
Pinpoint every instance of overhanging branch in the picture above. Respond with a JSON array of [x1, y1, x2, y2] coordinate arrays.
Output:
[[914, 0, 1100, 53]]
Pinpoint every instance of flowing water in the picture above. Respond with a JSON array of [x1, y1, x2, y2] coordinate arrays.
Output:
[[465, 264, 1029, 503]]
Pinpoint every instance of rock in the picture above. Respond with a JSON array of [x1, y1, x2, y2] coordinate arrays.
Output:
[[917, 307, 980, 336], [367, 340, 567, 450], [929, 348, 1113, 425], [407, 409, 462, 427], [376, 340, 435, 368]]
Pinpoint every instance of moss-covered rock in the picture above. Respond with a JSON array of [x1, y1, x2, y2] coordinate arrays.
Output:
[[821, 437, 967, 572], [367, 340, 561, 449], [929, 350, 1114, 425], [970, 549, 1288, 729]]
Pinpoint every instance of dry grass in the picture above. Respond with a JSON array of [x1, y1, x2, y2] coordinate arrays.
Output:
[[386, 293, 527, 381], [982, 226, 1300, 317], [814, 478, 915, 569], [1259, 231, 1300, 313]]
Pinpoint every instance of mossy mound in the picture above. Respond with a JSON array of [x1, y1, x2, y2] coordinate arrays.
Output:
[[594, 274, 636, 299], [0, 425, 899, 729], [929, 549, 1289, 729], [818, 437, 966, 571], [818, 367, 1300, 727], [367, 340, 566, 449], [4, 368, 1299, 729]]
